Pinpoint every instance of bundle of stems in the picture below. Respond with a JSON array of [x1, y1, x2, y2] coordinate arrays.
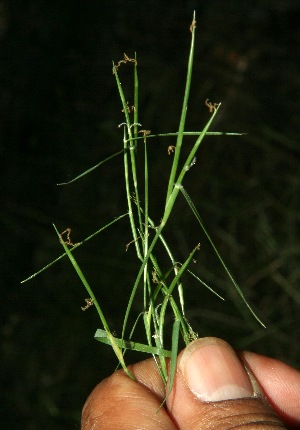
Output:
[[22, 12, 264, 393]]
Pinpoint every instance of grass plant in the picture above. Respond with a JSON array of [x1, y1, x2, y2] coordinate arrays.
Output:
[[22, 12, 265, 393]]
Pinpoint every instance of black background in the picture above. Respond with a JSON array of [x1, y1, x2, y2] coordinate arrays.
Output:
[[1, 1, 300, 428]]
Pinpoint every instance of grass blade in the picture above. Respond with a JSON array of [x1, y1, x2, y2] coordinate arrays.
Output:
[[127, 131, 245, 144], [180, 187, 266, 328], [57, 149, 124, 185], [95, 329, 172, 357], [21, 213, 128, 283], [187, 269, 225, 301]]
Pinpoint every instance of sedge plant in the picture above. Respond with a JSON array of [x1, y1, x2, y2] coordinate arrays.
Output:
[[22, 12, 265, 395]]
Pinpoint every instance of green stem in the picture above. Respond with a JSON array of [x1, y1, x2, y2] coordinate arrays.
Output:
[[165, 10, 196, 205]]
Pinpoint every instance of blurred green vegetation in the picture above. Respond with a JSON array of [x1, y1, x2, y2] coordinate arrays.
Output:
[[1, 1, 299, 428]]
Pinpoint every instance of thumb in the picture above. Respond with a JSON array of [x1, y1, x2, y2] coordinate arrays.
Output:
[[167, 337, 286, 430]]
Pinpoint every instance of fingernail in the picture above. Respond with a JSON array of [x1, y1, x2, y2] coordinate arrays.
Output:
[[180, 337, 255, 402]]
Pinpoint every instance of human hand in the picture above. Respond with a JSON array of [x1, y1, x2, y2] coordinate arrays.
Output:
[[81, 337, 300, 429]]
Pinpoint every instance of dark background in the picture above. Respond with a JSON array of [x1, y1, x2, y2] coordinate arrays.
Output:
[[1, 0, 299, 428]]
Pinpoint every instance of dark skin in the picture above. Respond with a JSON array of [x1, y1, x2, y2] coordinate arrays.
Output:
[[82, 337, 300, 430]]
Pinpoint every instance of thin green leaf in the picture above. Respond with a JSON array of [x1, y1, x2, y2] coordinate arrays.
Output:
[[127, 131, 245, 144], [186, 269, 225, 301], [21, 213, 128, 283], [180, 187, 266, 328], [57, 149, 124, 185], [95, 329, 172, 357]]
